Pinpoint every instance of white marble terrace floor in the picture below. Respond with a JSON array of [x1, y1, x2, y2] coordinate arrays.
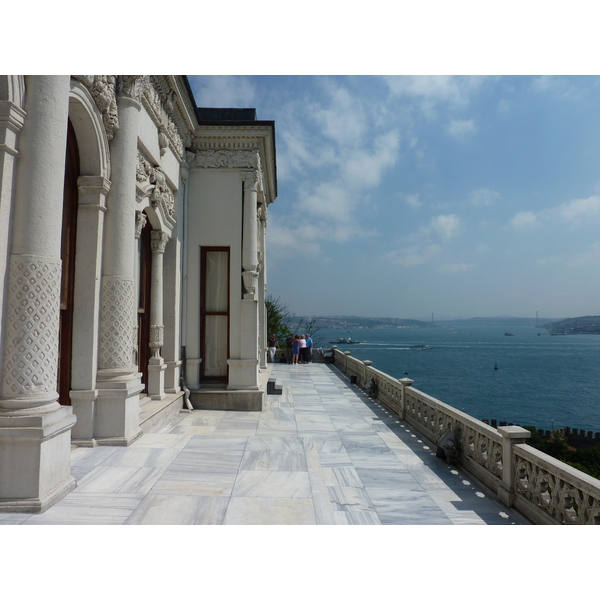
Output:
[[0, 363, 529, 525]]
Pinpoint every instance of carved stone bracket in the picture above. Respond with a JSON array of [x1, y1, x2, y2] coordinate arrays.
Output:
[[72, 75, 119, 141], [242, 269, 258, 297], [135, 210, 147, 238], [136, 152, 175, 219]]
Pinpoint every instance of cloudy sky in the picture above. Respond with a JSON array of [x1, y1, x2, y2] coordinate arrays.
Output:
[[189, 75, 600, 320]]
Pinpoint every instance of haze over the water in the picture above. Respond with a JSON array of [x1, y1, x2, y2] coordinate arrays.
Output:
[[190, 74, 600, 321]]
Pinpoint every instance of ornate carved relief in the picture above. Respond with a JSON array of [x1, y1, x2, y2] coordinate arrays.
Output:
[[138, 76, 184, 158], [99, 277, 135, 370], [117, 75, 142, 100], [150, 230, 170, 253], [149, 325, 164, 355], [2, 257, 62, 398], [72, 75, 119, 141], [136, 152, 175, 219], [135, 211, 147, 238], [196, 148, 261, 170], [242, 270, 258, 297]]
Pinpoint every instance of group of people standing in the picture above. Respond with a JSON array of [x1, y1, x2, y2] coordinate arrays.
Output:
[[288, 333, 312, 364], [267, 333, 313, 364]]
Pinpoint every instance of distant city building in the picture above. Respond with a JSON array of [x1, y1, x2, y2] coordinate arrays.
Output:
[[0, 76, 277, 511]]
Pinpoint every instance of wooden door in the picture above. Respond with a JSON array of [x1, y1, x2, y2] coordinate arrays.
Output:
[[137, 216, 152, 391], [57, 120, 79, 405]]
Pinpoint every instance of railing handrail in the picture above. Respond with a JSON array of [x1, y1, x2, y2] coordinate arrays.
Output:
[[329, 345, 600, 525]]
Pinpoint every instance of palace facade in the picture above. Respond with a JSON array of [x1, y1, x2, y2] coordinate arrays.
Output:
[[0, 75, 277, 511]]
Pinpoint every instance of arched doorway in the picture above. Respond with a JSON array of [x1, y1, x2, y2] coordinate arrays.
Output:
[[137, 214, 152, 391], [57, 119, 79, 405]]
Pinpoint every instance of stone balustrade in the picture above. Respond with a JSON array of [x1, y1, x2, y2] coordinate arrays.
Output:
[[332, 347, 600, 525]]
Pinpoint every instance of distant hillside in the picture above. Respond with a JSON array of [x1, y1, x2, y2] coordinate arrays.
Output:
[[540, 315, 600, 334], [437, 317, 558, 328], [290, 316, 432, 329]]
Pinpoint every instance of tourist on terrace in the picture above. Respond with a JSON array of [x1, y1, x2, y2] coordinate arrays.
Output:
[[268, 334, 279, 363], [292, 335, 301, 364], [299, 334, 307, 363], [285, 333, 294, 364], [305, 333, 313, 363]]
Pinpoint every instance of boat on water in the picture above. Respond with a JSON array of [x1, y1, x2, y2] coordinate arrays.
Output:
[[330, 337, 360, 344], [504, 332, 514, 336], [409, 344, 432, 350]]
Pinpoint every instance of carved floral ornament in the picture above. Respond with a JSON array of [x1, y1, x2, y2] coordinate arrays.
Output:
[[136, 153, 175, 219], [73, 75, 185, 158], [195, 148, 261, 171]]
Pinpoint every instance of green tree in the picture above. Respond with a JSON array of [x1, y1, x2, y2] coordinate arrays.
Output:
[[265, 295, 293, 344]]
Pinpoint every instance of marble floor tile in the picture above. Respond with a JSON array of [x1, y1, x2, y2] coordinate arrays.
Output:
[[246, 436, 305, 453], [74, 466, 166, 495], [171, 449, 243, 472], [100, 447, 182, 469], [0, 513, 31, 524], [131, 433, 193, 449], [185, 435, 248, 452], [356, 468, 424, 491], [314, 466, 364, 488], [317, 452, 354, 468], [328, 486, 374, 512], [24, 494, 145, 525], [333, 510, 382, 525], [126, 494, 230, 525], [231, 470, 311, 498], [224, 497, 317, 525], [301, 436, 345, 453], [153, 468, 237, 496], [240, 450, 307, 471], [349, 453, 408, 470]]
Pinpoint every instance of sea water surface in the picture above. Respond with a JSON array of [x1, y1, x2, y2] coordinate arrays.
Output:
[[314, 326, 600, 432]]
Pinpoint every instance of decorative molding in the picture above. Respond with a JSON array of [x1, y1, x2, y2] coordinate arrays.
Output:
[[99, 277, 135, 370], [72, 76, 119, 141], [195, 148, 261, 170], [138, 76, 184, 159], [135, 210, 147, 239], [2, 257, 62, 398], [136, 151, 175, 219], [149, 325, 164, 349], [242, 270, 258, 297], [150, 230, 170, 253], [117, 75, 142, 100]]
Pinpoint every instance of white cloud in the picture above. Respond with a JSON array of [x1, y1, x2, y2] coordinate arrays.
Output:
[[403, 193, 422, 209], [553, 195, 600, 223], [440, 263, 474, 273], [386, 244, 442, 267], [190, 75, 256, 108], [383, 75, 483, 108], [429, 214, 462, 240], [342, 131, 400, 188], [447, 118, 476, 140], [510, 210, 538, 229], [468, 188, 500, 207]]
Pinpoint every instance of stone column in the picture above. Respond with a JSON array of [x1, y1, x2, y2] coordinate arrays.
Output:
[[257, 202, 267, 369], [399, 378, 414, 422], [497, 425, 531, 507], [0, 76, 77, 512], [95, 76, 143, 445], [229, 170, 260, 390], [69, 175, 110, 444], [147, 230, 169, 400]]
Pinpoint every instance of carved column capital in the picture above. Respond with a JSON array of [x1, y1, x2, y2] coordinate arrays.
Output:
[[117, 75, 143, 100], [150, 230, 170, 253]]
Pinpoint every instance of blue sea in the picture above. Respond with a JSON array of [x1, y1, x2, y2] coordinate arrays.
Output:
[[315, 326, 600, 433]]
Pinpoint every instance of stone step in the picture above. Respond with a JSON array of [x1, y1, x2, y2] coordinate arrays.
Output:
[[266, 377, 283, 395], [139, 392, 186, 434]]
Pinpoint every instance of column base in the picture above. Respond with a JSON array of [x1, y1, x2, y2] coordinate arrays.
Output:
[[227, 359, 260, 390], [0, 406, 77, 513], [94, 369, 144, 445], [148, 357, 167, 401]]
